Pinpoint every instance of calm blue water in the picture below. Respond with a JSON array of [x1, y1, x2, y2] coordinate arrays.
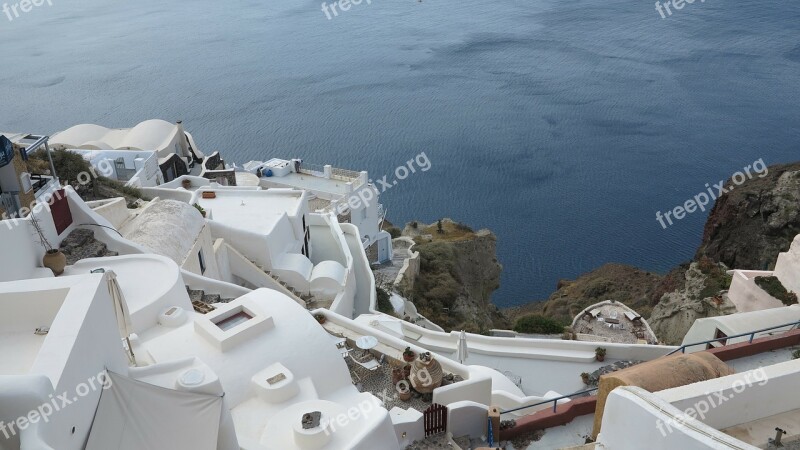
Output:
[[1, 0, 798, 307]]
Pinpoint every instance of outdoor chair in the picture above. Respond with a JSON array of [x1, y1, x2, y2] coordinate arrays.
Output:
[[348, 353, 380, 381]]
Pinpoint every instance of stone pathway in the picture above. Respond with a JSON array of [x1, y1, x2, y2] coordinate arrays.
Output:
[[59, 228, 118, 265], [585, 360, 642, 387]]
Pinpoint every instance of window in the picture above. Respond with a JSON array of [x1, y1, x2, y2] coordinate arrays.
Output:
[[714, 328, 728, 346], [198, 249, 206, 274], [214, 309, 254, 332]]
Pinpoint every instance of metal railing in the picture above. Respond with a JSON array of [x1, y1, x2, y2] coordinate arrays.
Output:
[[666, 319, 800, 356], [500, 387, 598, 415], [297, 163, 326, 176], [331, 167, 360, 180]]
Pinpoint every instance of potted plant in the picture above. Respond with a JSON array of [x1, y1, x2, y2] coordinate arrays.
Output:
[[314, 313, 326, 324], [396, 380, 412, 401], [581, 372, 590, 385], [595, 347, 607, 362], [193, 203, 206, 218], [402, 347, 416, 362], [181, 178, 192, 189], [30, 212, 66, 276]]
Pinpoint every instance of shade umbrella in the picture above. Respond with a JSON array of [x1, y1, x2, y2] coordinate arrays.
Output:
[[106, 270, 135, 364], [457, 330, 469, 364]]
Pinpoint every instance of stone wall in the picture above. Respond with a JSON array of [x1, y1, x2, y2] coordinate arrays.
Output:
[[591, 352, 734, 439]]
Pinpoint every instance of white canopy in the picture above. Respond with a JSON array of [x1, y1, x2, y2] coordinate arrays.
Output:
[[457, 330, 469, 364], [86, 372, 224, 450]]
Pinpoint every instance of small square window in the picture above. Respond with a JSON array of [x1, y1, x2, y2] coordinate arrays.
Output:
[[213, 307, 254, 332]]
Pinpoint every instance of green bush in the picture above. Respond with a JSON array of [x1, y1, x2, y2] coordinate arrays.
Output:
[[388, 227, 402, 239], [376, 286, 394, 314], [28, 148, 93, 184], [513, 315, 565, 334], [454, 222, 474, 233], [755, 276, 798, 306]]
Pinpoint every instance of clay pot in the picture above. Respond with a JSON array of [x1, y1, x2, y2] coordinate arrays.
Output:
[[403, 364, 411, 379], [396, 380, 412, 401], [43, 250, 66, 276], [182, 179, 192, 189], [410, 352, 443, 394]]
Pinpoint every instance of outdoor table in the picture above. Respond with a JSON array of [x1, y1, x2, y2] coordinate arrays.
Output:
[[355, 335, 378, 357]]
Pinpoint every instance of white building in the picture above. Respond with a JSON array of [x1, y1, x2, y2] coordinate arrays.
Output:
[[50, 120, 235, 185], [243, 158, 393, 264], [67, 148, 162, 187]]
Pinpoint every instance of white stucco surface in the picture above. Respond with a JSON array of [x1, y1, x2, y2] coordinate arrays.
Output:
[[123, 199, 206, 264]]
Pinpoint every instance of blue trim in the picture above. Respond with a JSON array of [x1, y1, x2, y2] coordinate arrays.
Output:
[[0, 135, 12, 168]]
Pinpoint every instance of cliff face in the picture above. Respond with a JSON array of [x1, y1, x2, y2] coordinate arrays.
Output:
[[403, 219, 510, 333], [696, 162, 800, 270], [506, 264, 664, 325], [647, 261, 736, 345], [522, 161, 800, 343]]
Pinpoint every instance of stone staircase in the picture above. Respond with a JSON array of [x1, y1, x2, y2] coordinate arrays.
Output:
[[186, 285, 235, 314], [261, 268, 315, 308], [187, 286, 235, 305], [59, 228, 119, 266]]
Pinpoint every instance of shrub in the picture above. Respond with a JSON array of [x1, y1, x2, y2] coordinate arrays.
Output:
[[376, 286, 393, 314], [454, 222, 474, 233], [792, 349, 800, 360], [755, 276, 798, 306], [388, 227, 402, 239], [513, 315, 565, 334], [28, 148, 92, 184]]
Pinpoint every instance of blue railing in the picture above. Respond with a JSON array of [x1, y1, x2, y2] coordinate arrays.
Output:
[[666, 319, 800, 356], [500, 319, 800, 417], [500, 387, 598, 415]]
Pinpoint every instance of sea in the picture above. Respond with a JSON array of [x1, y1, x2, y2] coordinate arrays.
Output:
[[1, 0, 798, 307]]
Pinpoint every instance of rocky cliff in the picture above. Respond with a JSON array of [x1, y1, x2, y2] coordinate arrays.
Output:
[[400, 219, 510, 333], [696, 162, 800, 270], [517, 161, 800, 343], [505, 264, 664, 325]]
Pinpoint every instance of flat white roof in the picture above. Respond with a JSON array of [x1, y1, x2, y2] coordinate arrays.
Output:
[[197, 189, 304, 235], [263, 172, 352, 196]]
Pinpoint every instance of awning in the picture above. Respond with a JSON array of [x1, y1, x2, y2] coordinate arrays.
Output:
[[86, 372, 224, 450]]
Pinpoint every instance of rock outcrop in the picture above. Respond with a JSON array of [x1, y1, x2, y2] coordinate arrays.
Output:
[[647, 261, 737, 345], [403, 218, 510, 333], [696, 162, 800, 270], [519, 161, 800, 344], [506, 264, 663, 325]]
